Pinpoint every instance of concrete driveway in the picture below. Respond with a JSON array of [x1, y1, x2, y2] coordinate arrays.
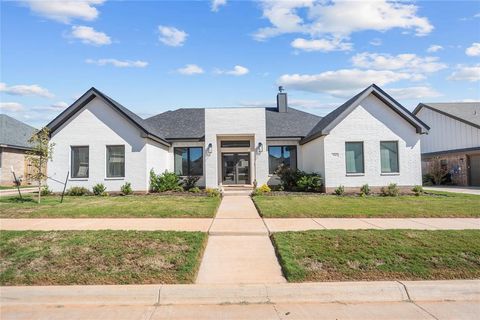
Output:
[[424, 185, 480, 195]]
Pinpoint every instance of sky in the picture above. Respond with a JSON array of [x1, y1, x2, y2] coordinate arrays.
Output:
[[1, 0, 479, 128]]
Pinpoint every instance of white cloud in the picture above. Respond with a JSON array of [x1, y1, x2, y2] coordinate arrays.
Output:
[[0, 82, 54, 98], [32, 101, 70, 111], [1, 102, 24, 112], [176, 64, 204, 75], [254, 0, 433, 43], [211, 0, 227, 12], [23, 0, 105, 23], [215, 65, 249, 76], [448, 64, 480, 82], [158, 26, 187, 47], [466, 43, 480, 57], [85, 58, 148, 68], [70, 25, 111, 46], [278, 69, 420, 98], [291, 37, 352, 52], [369, 38, 382, 46], [427, 45, 443, 53], [351, 52, 447, 73], [386, 86, 442, 100]]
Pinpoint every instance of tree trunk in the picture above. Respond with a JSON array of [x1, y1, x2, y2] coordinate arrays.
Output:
[[37, 157, 42, 204]]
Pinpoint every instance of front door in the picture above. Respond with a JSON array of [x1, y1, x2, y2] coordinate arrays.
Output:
[[222, 153, 250, 184], [469, 155, 480, 186]]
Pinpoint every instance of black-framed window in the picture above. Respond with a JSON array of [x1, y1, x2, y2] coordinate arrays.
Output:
[[220, 140, 250, 148], [268, 146, 297, 174], [345, 142, 364, 174], [106, 145, 125, 178], [380, 141, 399, 173], [174, 147, 203, 176], [71, 146, 89, 178]]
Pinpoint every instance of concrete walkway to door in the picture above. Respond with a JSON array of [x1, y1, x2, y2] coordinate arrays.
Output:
[[196, 194, 285, 284]]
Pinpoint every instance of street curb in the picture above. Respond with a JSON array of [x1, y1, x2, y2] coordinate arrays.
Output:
[[1, 280, 478, 306]]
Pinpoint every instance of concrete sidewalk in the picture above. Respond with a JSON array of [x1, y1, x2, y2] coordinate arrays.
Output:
[[424, 186, 480, 195], [0, 187, 37, 197], [2, 217, 478, 232], [2, 280, 478, 319]]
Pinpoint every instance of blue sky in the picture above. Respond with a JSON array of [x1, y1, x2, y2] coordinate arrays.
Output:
[[1, 0, 479, 128]]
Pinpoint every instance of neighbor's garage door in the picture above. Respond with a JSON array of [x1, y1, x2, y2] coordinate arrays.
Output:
[[469, 155, 480, 186]]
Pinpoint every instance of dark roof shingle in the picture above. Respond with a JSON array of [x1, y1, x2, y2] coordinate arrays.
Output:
[[265, 107, 321, 138], [0, 114, 37, 150], [144, 109, 205, 140]]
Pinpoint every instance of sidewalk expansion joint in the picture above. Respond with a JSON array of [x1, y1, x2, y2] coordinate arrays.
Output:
[[397, 281, 439, 320], [311, 218, 326, 229], [359, 218, 384, 229]]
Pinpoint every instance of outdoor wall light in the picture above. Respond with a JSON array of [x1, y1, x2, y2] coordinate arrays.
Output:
[[207, 143, 213, 155], [257, 142, 263, 153]]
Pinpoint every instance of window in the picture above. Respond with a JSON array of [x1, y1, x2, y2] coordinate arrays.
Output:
[[106, 145, 125, 178], [268, 146, 297, 174], [71, 146, 89, 178], [220, 140, 250, 148], [174, 147, 203, 176], [345, 142, 364, 174], [380, 141, 399, 173]]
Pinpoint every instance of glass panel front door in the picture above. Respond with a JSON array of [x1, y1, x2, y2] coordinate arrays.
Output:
[[222, 153, 250, 184]]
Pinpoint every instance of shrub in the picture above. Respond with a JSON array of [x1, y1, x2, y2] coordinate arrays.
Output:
[[412, 185, 424, 196], [182, 176, 200, 191], [206, 188, 220, 197], [150, 170, 181, 192], [66, 186, 90, 196], [381, 183, 399, 197], [334, 185, 345, 196], [422, 174, 434, 186], [40, 185, 52, 196], [296, 174, 322, 192], [120, 182, 132, 195], [92, 183, 107, 196], [275, 166, 302, 191], [360, 184, 371, 196], [258, 184, 271, 193], [189, 186, 201, 193]]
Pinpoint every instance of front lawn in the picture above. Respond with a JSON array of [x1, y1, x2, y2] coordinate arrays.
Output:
[[254, 192, 480, 218], [272, 230, 480, 282], [0, 195, 220, 218], [0, 230, 207, 285]]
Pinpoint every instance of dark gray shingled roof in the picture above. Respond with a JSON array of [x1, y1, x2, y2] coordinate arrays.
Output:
[[413, 102, 480, 129], [46, 87, 170, 146], [265, 107, 321, 138], [145, 109, 205, 140], [0, 114, 37, 150], [301, 84, 430, 144]]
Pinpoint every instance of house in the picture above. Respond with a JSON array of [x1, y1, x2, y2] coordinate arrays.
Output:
[[0, 114, 37, 186], [413, 102, 480, 186], [46, 84, 428, 193]]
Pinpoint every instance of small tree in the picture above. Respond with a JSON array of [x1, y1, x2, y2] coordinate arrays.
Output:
[[429, 156, 447, 185], [26, 128, 54, 203]]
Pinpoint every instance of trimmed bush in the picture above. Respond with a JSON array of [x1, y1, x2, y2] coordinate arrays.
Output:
[[182, 176, 200, 191], [360, 184, 371, 196], [206, 188, 220, 197], [296, 175, 322, 192], [120, 182, 132, 195], [66, 186, 90, 196], [381, 183, 399, 197], [334, 185, 345, 196], [150, 170, 182, 192], [412, 185, 424, 196], [40, 185, 52, 196], [189, 187, 201, 193], [92, 183, 107, 196], [258, 184, 272, 193], [275, 166, 322, 192]]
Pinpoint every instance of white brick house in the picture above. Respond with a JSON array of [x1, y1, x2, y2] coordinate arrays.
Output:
[[46, 84, 429, 192]]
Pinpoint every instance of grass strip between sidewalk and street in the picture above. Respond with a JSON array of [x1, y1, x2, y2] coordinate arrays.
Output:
[[0, 195, 221, 218], [0, 230, 207, 285], [271, 229, 480, 282], [253, 192, 480, 218]]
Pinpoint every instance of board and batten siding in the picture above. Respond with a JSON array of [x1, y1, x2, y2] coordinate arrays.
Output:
[[322, 94, 422, 188], [415, 107, 480, 154], [48, 97, 150, 192]]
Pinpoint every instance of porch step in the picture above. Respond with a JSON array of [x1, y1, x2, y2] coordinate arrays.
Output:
[[221, 185, 254, 196]]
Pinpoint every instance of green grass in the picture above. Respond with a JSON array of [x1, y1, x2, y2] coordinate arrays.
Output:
[[253, 192, 480, 218], [272, 230, 480, 282], [0, 185, 36, 190], [0, 195, 220, 218], [0, 230, 207, 285]]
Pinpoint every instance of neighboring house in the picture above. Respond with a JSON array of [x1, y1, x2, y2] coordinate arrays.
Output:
[[0, 114, 37, 186], [46, 84, 428, 193], [413, 103, 480, 186]]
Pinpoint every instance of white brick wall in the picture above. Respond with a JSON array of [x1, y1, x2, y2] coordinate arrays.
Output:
[[48, 97, 149, 192]]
